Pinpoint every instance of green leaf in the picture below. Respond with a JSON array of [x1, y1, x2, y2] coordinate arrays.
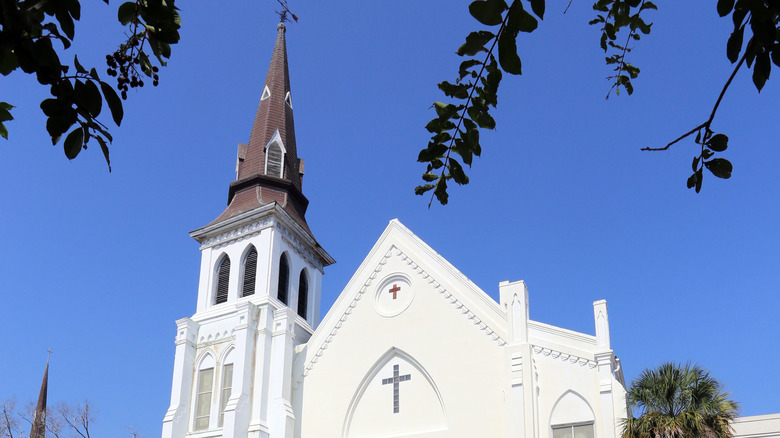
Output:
[[706, 133, 728, 152], [695, 168, 703, 193], [507, 4, 538, 34], [96, 136, 111, 172], [83, 80, 102, 118], [422, 172, 438, 182], [691, 155, 700, 172], [449, 158, 469, 185], [0, 50, 19, 75], [529, 0, 545, 19], [438, 81, 470, 99], [425, 117, 454, 134], [0, 103, 13, 123], [414, 183, 436, 196], [139, 51, 154, 76], [74, 55, 87, 74], [118, 2, 137, 25], [63, 126, 84, 159], [704, 158, 733, 179], [717, 0, 735, 17], [726, 25, 744, 63], [498, 29, 522, 74], [686, 172, 698, 189], [434, 102, 460, 119], [752, 51, 770, 92], [457, 31, 495, 56], [0, 103, 11, 138], [434, 178, 449, 205], [484, 68, 502, 105], [641, 1, 657, 10], [100, 81, 123, 126], [469, 0, 508, 26], [467, 106, 496, 129], [55, 9, 75, 40], [45, 109, 78, 143], [459, 59, 482, 80]]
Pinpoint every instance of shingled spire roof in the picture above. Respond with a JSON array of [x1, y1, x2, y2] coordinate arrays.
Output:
[[208, 22, 311, 232]]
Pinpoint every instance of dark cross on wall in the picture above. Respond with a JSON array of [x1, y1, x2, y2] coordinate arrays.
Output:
[[388, 284, 401, 300], [381, 364, 411, 413]]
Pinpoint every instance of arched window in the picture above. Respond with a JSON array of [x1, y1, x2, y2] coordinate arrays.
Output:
[[265, 142, 283, 177], [215, 255, 230, 304], [242, 247, 257, 297], [297, 270, 308, 319], [194, 354, 215, 431], [277, 254, 289, 305]]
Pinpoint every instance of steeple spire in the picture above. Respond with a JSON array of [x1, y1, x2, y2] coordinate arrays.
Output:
[[209, 23, 311, 232]]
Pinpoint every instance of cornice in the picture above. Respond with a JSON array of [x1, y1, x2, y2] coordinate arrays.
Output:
[[303, 244, 507, 377], [393, 246, 507, 347], [278, 219, 324, 272], [191, 204, 332, 270], [532, 345, 597, 368]]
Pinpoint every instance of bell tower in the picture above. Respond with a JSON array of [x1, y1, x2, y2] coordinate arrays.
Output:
[[161, 22, 334, 438]]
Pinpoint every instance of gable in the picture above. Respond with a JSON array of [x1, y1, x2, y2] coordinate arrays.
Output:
[[294, 220, 509, 437], [302, 220, 508, 374]]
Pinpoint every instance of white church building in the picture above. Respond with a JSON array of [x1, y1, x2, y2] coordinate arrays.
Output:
[[160, 22, 778, 438]]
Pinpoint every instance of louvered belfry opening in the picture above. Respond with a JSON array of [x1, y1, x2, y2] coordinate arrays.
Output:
[[242, 247, 258, 297], [266, 142, 283, 177], [215, 256, 231, 304], [297, 270, 308, 319], [278, 254, 289, 305]]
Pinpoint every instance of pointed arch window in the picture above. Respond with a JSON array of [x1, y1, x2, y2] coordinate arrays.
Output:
[[242, 247, 257, 297], [215, 256, 231, 304], [265, 142, 283, 177], [297, 270, 308, 319], [277, 254, 289, 305]]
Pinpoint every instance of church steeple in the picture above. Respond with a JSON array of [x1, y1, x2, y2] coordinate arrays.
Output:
[[209, 22, 310, 232]]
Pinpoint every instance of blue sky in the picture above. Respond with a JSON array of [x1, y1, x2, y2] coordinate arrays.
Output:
[[1, 1, 778, 436]]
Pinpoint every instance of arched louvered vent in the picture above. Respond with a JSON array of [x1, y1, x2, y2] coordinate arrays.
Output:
[[242, 247, 257, 297], [297, 270, 308, 319], [266, 142, 283, 177], [215, 256, 230, 304], [278, 254, 289, 305]]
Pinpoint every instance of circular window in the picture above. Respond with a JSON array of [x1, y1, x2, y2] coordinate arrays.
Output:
[[374, 274, 413, 318]]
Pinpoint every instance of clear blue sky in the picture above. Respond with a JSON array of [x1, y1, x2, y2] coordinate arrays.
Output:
[[1, 1, 778, 436]]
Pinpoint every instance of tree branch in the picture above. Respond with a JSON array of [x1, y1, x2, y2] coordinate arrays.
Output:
[[429, 15, 507, 208], [642, 50, 747, 151]]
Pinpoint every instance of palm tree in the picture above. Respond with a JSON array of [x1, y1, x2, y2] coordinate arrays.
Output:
[[622, 362, 740, 438]]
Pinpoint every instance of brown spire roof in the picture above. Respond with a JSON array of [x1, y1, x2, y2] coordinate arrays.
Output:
[[209, 22, 311, 232]]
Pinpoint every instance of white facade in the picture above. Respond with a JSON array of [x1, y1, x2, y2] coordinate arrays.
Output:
[[163, 217, 628, 438]]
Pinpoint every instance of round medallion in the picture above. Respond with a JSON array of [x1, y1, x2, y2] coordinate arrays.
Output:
[[374, 274, 413, 317]]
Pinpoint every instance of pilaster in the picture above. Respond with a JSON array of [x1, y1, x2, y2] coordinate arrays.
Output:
[[267, 306, 297, 438], [594, 300, 617, 438], [223, 302, 260, 438], [162, 318, 199, 438], [248, 304, 274, 438], [500, 280, 535, 438]]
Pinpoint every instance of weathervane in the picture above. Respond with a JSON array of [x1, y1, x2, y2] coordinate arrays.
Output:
[[276, 0, 299, 24]]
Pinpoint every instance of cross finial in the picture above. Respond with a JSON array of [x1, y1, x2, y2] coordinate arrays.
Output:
[[46, 347, 52, 364], [276, 0, 299, 24]]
